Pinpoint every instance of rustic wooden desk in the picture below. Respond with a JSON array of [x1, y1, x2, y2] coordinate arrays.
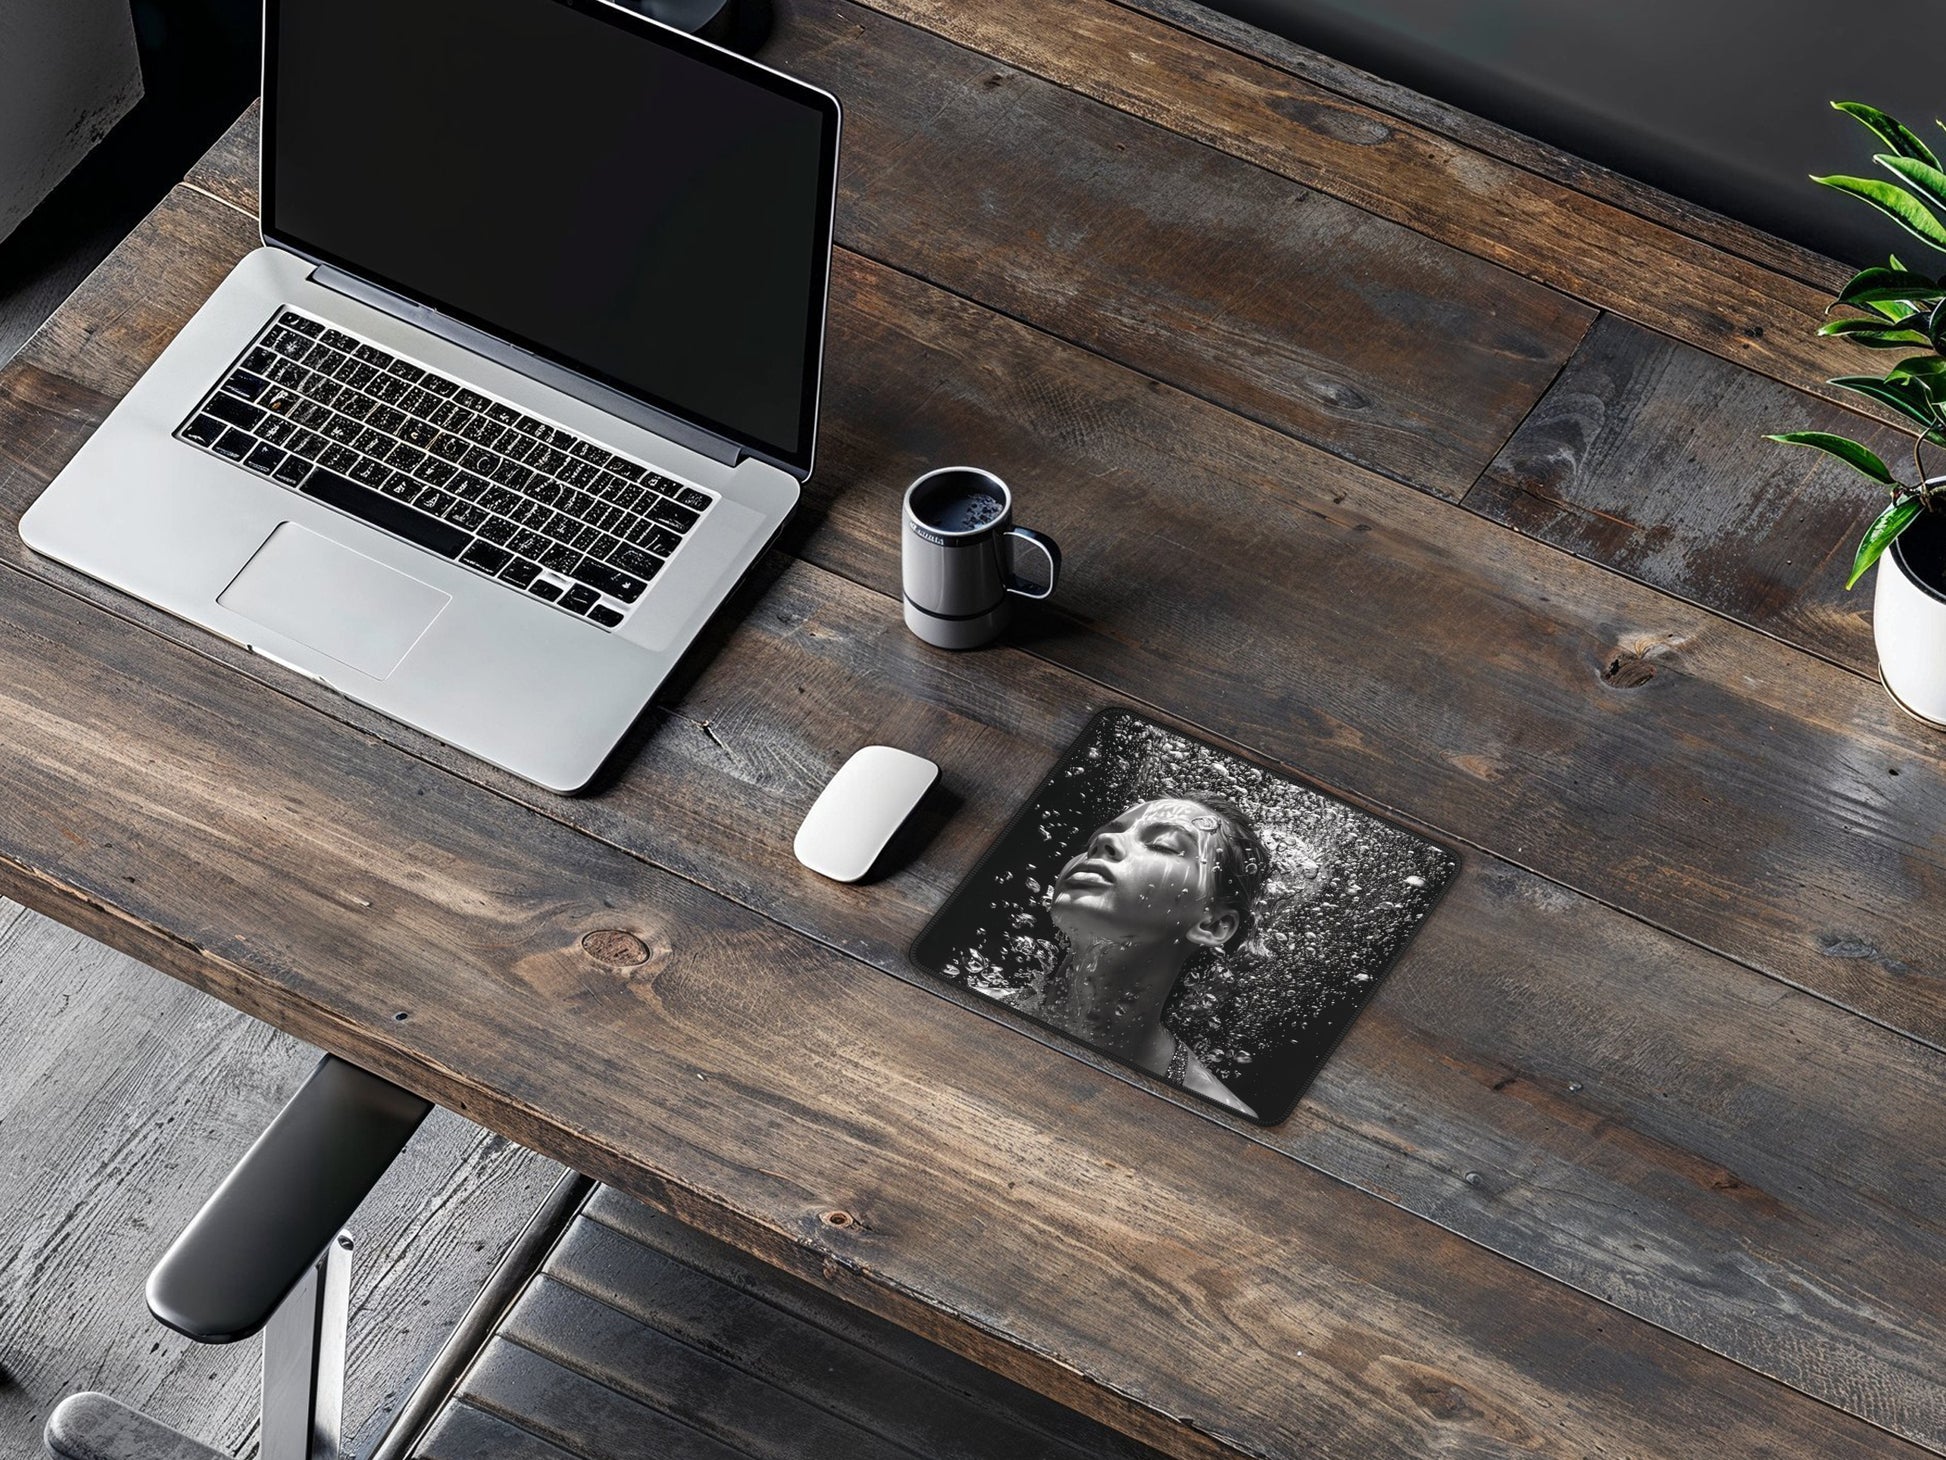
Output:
[[1, 3, 1940, 1456]]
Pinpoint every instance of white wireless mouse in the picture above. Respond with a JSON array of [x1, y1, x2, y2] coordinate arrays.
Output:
[[794, 746, 940, 882]]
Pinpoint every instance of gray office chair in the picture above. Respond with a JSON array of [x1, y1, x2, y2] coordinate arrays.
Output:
[[43, 1056, 430, 1460]]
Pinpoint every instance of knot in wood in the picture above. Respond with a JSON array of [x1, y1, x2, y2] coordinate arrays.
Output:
[[1599, 633, 1684, 690], [820, 1209, 855, 1229], [581, 929, 651, 966]]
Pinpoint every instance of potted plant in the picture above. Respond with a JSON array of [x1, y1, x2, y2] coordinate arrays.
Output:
[[1768, 101, 1946, 726]]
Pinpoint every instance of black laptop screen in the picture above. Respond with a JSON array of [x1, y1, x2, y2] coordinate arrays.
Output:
[[266, 0, 839, 474]]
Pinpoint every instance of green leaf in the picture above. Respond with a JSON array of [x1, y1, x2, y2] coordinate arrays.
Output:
[[1887, 353, 1946, 381], [1848, 496, 1925, 588], [1827, 374, 1943, 430], [1814, 174, 1946, 251], [1879, 153, 1946, 215], [1834, 101, 1941, 168], [1818, 315, 1932, 346], [1765, 431, 1898, 484], [1837, 266, 1946, 305], [1930, 299, 1946, 353]]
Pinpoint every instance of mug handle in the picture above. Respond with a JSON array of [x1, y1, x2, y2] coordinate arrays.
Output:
[[1004, 526, 1061, 600]]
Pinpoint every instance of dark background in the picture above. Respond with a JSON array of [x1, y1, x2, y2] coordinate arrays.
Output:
[[1220, 0, 1946, 267]]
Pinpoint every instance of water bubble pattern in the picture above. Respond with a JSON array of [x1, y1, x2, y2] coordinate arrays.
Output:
[[922, 709, 1457, 1119]]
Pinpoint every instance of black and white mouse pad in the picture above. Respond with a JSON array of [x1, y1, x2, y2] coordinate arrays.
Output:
[[912, 709, 1458, 1125]]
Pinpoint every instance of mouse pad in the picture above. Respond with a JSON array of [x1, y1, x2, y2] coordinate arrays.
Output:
[[912, 709, 1458, 1125]]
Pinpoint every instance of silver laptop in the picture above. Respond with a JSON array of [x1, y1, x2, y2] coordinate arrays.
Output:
[[21, 0, 841, 793]]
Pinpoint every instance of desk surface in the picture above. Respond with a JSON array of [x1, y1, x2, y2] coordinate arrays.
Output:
[[1, 3, 1941, 1457]]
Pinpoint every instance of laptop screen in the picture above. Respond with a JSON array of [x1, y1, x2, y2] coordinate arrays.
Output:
[[265, 0, 840, 475]]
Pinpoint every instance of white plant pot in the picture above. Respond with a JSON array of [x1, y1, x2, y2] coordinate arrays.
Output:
[[1873, 506, 1946, 729]]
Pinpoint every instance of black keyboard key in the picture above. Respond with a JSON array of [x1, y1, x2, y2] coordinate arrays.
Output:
[[367, 374, 406, 405], [644, 496, 699, 532], [413, 458, 457, 486], [223, 371, 269, 402], [288, 431, 327, 460], [626, 522, 682, 557], [387, 443, 426, 471], [560, 584, 599, 614], [415, 487, 455, 516], [449, 472, 489, 500], [490, 460, 535, 492], [462, 446, 500, 474], [446, 387, 484, 412], [399, 387, 440, 416], [610, 545, 666, 581], [301, 468, 467, 558], [478, 516, 518, 546], [560, 459, 600, 489], [541, 510, 582, 541], [381, 472, 420, 501], [485, 402, 521, 426], [205, 393, 266, 431], [398, 418, 439, 448], [301, 342, 341, 370], [499, 557, 541, 588], [261, 387, 301, 416], [609, 459, 645, 482], [428, 399, 468, 429], [446, 500, 490, 531], [265, 326, 309, 355], [674, 486, 712, 513], [337, 392, 376, 422], [569, 440, 612, 466], [290, 401, 332, 428], [368, 405, 407, 434], [479, 487, 521, 516], [308, 379, 344, 407], [319, 444, 360, 474], [350, 455, 392, 488], [281, 312, 324, 337], [354, 342, 393, 366], [540, 544, 581, 574], [266, 358, 308, 387], [529, 579, 564, 602], [213, 427, 254, 460], [243, 347, 279, 375], [568, 558, 646, 603], [320, 416, 360, 445], [527, 445, 567, 475], [244, 442, 286, 475], [430, 433, 468, 462], [510, 530, 552, 560], [352, 426, 390, 456], [320, 328, 359, 352], [272, 455, 312, 488], [181, 414, 225, 447], [420, 373, 459, 397], [258, 417, 297, 446], [461, 540, 512, 574], [568, 523, 601, 551], [588, 604, 624, 629], [387, 360, 425, 384]]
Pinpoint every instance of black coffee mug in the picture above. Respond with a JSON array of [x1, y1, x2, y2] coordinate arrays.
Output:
[[902, 467, 1060, 650]]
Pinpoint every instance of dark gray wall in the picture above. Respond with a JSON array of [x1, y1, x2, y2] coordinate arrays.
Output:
[[1218, 0, 1946, 266]]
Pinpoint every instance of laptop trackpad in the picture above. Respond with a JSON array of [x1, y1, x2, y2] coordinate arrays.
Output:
[[218, 523, 450, 681]]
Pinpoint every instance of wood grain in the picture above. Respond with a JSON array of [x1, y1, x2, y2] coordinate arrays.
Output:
[[0, 495, 1928, 1460], [0, 901, 563, 1458], [1467, 315, 1909, 675], [836, 0, 1908, 437], [2, 184, 1943, 1446], [1110, 0, 1849, 293]]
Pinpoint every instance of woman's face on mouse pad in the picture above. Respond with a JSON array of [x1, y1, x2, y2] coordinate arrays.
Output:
[[912, 710, 1457, 1126]]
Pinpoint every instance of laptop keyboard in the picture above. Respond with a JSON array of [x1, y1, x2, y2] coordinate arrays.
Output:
[[175, 310, 718, 631]]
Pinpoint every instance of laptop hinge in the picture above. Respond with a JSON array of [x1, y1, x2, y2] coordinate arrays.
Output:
[[311, 265, 743, 469]]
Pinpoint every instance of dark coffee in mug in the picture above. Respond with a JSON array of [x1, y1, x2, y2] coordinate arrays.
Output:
[[910, 476, 1007, 535]]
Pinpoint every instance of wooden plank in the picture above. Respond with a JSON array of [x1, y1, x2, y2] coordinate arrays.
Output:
[[168, 118, 1946, 1047], [416, 1401, 581, 1460], [181, 0, 1595, 506], [552, 1205, 1156, 1460], [828, 0, 1905, 435], [3, 186, 1944, 1447], [503, 1273, 959, 1460], [453, 1340, 748, 1460], [0, 900, 564, 1457], [1466, 314, 1905, 676], [0, 511, 1926, 1460], [1111, 0, 1847, 294]]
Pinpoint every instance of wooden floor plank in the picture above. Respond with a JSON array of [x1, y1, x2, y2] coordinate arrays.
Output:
[[558, 1204, 1154, 1460], [504, 1275, 931, 1460], [0, 501, 1925, 1458], [454, 1340, 749, 1460], [0, 900, 564, 1460], [415, 1401, 582, 1460], [2, 184, 1942, 1447], [833, 0, 1902, 439], [1466, 314, 1903, 676]]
